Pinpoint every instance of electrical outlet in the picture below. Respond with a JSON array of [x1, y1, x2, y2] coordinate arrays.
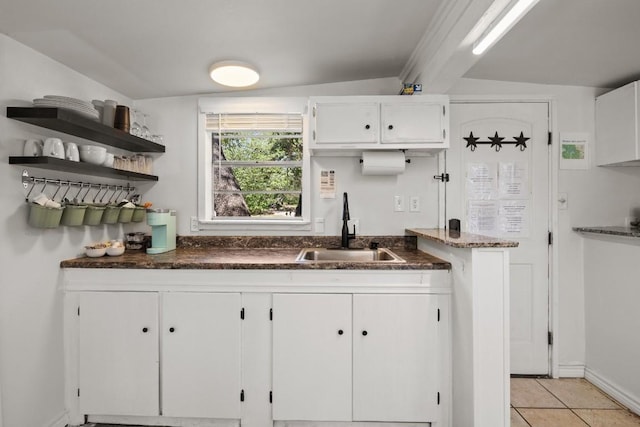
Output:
[[410, 196, 420, 212], [394, 195, 404, 212], [190, 216, 199, 232]]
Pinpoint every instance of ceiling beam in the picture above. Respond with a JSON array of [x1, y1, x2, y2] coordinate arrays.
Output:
[[400, 0, 511, 93]]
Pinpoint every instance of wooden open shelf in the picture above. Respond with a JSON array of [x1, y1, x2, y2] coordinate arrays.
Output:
[[9, 156, 158, 181], [7, 107, 165, 153]]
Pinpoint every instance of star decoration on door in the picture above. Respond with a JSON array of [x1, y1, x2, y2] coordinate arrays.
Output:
[[463, 131, 530, 152]]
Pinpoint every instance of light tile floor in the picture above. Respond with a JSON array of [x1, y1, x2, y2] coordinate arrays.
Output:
[[84, 378, 640, 427], [512, 378, 640, 426]]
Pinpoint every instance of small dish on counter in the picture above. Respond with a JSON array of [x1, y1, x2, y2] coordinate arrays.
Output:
[[85, 246, 106, 257], [106, 246, 125, 256]]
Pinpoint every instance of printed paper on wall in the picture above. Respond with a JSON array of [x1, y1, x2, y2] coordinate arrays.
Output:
[[466, 162, 498, 200], [499, 161, 529, 199]]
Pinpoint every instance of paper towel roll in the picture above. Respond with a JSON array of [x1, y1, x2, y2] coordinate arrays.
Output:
[[361, 151, 406, 175]]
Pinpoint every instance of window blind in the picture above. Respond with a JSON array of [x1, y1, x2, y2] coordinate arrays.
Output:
[[206, 113, 303, 132]]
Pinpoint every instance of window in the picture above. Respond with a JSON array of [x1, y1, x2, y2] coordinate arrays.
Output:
[[197, 98, 310, 231]]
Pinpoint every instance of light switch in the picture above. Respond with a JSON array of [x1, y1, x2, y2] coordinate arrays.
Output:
[[394, 195, 404, 212], [410, 196, 420, 212]]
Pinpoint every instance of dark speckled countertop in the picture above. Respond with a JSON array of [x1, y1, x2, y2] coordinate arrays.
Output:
[[60, 236, 451, 271], [573, 226, 640, 238], [406, 228, 519, 248]]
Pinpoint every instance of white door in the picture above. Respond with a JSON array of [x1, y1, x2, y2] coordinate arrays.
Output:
[[272, 293, 352, 421], [78, 292, 159, 416], [448, 102, 550, 375], [353, 294, 439, 422], [161, 292, 241, 418]]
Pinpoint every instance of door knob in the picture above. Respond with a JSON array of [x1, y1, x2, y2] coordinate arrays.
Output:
[[362, 330, 368, 336], [169, 327, 175, 333], [338, 329, 344, 335], [142, 327, 148, 333]]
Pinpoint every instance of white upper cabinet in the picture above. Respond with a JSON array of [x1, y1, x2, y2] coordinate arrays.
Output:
[[313, 102, 379, 144], [310, 95, 449, 151], [380, 101, 446, 144], [596, 81, 640, 166]]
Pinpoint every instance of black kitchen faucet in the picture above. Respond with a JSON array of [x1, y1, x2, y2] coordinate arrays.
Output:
[[341, 192, 356, 248]]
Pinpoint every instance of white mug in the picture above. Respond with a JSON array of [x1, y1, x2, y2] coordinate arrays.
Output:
[[64, 142, 80, 162], [43, 138, 64, 159], [23, 139, 43, 156]]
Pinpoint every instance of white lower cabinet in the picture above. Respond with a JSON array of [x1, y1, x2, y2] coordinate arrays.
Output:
[[78, 292, 159, 416], [353, 294, 439, 422], [72, 286, 449, 425], [272, 293, 443, 423], [272, 294, 353, 421], [77, 291, 241, 418], [161, 292, 241, 418]]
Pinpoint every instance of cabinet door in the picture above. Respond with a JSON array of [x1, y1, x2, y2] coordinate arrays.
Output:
[[272, 294, 352, 421], [353, 294, 439, 422], [313, 102, 379, 144], [162, 292, 241, 418], [78, 292, 159, 416], [381, 102, 445, 143], [595, 81, 639, 165]]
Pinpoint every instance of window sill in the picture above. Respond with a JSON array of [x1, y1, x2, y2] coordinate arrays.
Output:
[[197, 219, 312, 232]]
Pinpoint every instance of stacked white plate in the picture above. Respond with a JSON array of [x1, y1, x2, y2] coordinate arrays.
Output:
[[33, 95, 100, 120]]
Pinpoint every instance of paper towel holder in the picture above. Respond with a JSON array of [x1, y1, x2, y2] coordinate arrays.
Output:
[[359, 158, 411, 164]]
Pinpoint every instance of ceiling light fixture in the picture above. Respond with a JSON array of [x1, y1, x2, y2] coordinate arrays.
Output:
[[472, 0, 540, 56], [209, 61, 260, 87]]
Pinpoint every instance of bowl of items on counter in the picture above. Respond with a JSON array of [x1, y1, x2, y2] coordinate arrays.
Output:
[[85, 239, 125, 257]]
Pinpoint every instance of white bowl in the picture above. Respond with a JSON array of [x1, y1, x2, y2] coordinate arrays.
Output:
[[85, 247, 106, 257], [102, 152, 115, 168], [106, 246, 125, 256], [80, 149, 107, 165], [79, 145, 107, 153]]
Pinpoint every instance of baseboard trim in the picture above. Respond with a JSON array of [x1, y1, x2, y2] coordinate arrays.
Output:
[[585, 367, 640, 416], [558, 364, 585, 378], [47, 411, 69, 427]]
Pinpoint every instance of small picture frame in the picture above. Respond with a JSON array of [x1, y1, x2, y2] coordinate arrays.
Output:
[[560, 132, 589, 170]]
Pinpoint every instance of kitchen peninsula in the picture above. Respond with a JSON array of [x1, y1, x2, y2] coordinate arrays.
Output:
[[573, 226, 640, 412], [60, 231, 516, 427]]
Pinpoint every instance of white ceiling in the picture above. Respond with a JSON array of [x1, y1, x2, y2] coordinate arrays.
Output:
[[1, 0, 639, 99], [465, 0, 640, 89], [0, 0, 441, 99]]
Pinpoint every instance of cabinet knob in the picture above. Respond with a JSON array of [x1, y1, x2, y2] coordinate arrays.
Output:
[[338, 329, 344, 335], [388, 125, 394, 130], [362, 330, 368, 336], [142, 327, 149, 333], [169, 327, 175, 333], [365, 124, 370, 130]]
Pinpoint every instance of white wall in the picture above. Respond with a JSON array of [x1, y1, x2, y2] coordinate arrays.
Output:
[[447, 78, 640, 375], [0, 34, 133, 427], [135, 78, 442, 237]]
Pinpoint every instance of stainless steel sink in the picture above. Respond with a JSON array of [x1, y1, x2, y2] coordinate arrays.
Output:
[[295, 247, 405, 263]]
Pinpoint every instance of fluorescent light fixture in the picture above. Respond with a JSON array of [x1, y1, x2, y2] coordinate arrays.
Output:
[[209, 61, 260, 87], [472, 0, 540, 55]]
